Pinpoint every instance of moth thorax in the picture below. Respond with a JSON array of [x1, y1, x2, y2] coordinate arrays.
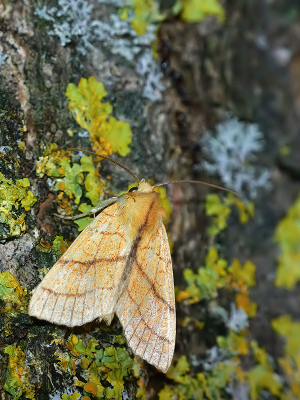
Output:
[[137, 180, 153, 193]]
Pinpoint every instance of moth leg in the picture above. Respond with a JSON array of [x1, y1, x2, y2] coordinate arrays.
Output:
[[54, 197, 119, 220]]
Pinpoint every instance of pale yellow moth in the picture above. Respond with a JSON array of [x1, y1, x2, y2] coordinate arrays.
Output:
[[29, 149, 235, 372]]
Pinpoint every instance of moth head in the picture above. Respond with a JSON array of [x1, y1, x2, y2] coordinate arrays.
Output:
[[137, 179, 153, 193]]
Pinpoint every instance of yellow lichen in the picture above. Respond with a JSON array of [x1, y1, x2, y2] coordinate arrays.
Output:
[[154, 186, 172, 225], [37, 145, 108, 219], [205, 193, 254, 236], [132, 357, 147, 400], [4, 345, 35, 400], [274, 193, 300, 289], [0, 173, 37, 238], [36, 143, 71, 178], [176, 247, 256, 317], [173, 0, 225, 23], [0, 271, 27, 315], [66, 76, 132, 157], [130, 0, 165, 35], [159, 355, 236, 400], [272, 316, 300, 398]]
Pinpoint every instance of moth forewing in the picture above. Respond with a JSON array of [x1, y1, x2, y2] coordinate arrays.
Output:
[[29, 179, 176, 373], [29, 201, 133, 327]]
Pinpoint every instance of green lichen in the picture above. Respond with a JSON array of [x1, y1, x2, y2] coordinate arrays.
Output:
[[0, 271, 28, 337], [61, 394, 81, 400], [60, 334, 133, 400], [132, 357, 146, 400], [36, 143, 71, 178], [36, 235, 69, 255], [4, 345, 35, 400], [217, 335, 282, 400], [66, 76, 132, 157], [154, 186, 172, 225], [205, 193, 255, 236], [74, 203, 94, 231], [0, 271, 27, 315], [272, 316, 300, 397], [172, 0, 225, 23], [0, 172, 37, 238], [37, 145, 107, 218], [55, 155, 106, 206], [176, 247, 257, 317], [274, 193, 300, 289], [159, 355, 236, 400]]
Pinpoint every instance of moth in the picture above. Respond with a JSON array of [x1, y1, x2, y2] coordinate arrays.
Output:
[[29, 149, 233, 372]]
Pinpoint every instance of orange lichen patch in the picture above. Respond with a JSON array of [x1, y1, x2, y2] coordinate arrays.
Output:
[[67, 342, 80, 357], [84, 382, 98, 395], [70, 359, 77, 370], [4, 345, 35, 399], [40, 239, 51, 249], [36, 143, 71, 178], [56, 192, 74, 216], [236, 293, 257, 317], [29, 180, 175, 373]]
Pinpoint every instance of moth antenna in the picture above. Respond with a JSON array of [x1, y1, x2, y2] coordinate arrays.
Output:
[[154, 180, 239, 197], [69, 148, 140, 183]]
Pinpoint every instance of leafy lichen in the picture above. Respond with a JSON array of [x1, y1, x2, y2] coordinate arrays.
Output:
[[272, 316, 300, 398], [66, 76, 132, 157], [274, 193, 300, 289], [0, 173, 37, 238], [37, 144, 107, 215], [159, 355, 236, 400], [4, 345, 35, 400], [176, 247, 257, 318], [172, 0, 225, 23], [205, 193, 254, 236], [59, 334, 133, 400], [130, 0, 165, 35], [0, 270, 27, 315]]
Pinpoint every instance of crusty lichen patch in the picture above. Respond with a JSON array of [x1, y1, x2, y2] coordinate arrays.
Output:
[[274, 193, 300, 289], [4, 345, 35, 400], [58, 334, 133, 400], [0, 173, 37, 238], [36, 143, 108, 219], [205, 193, 255, 236], [0, 270, 27, 315]]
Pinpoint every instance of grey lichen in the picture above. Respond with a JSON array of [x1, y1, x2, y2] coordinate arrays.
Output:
[[34, 0, 164, 101], [201, 117, 272, 198], [0, 50, 8, 67]]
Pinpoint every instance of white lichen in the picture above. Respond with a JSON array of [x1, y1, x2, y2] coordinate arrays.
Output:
[[227, 303, 249, 332], [35, 0, 93, 52], [35, 0, 164, 101], [136, 49, 164, 101], [201, 117, 271, 198]]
